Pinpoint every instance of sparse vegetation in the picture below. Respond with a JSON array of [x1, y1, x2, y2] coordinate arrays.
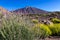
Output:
[[0, 10, 60, 40]]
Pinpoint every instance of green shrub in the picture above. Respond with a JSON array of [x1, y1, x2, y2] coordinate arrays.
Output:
[[0, 14, 35, 40]]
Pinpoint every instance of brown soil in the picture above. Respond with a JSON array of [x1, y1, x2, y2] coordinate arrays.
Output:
[[40, 36, 60, 40]]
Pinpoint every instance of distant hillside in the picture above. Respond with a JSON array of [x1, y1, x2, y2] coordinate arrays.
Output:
[[0, 6, 60, 19], [0, 7, 11, 14], [0, 7, 13, 18], [12, 6, 48, 14], [10, 7, 60, 19]]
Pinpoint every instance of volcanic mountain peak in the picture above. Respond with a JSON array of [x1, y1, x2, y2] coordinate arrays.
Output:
[[12, 6, 48, 14], [25, 6, 32, 8]]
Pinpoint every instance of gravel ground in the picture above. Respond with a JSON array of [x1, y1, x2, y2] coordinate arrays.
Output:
[[40, 36, 60, 40]]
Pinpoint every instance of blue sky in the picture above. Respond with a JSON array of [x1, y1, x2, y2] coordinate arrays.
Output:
[[0, 0, 60, 11]]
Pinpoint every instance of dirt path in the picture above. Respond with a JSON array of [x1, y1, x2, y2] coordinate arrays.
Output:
[[45, 38, 60, 40], [40, 36, 60, 40]]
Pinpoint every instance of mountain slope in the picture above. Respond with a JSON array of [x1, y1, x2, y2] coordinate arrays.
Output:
[[12, 6, 48, 14], [0, 7, 13, 18], [0, 7, 11, 14]]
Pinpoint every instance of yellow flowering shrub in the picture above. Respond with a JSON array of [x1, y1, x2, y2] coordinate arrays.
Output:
[[51, 18, 60, 23], [32, 23, 52, 38], [48, 23, 60, 36]]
